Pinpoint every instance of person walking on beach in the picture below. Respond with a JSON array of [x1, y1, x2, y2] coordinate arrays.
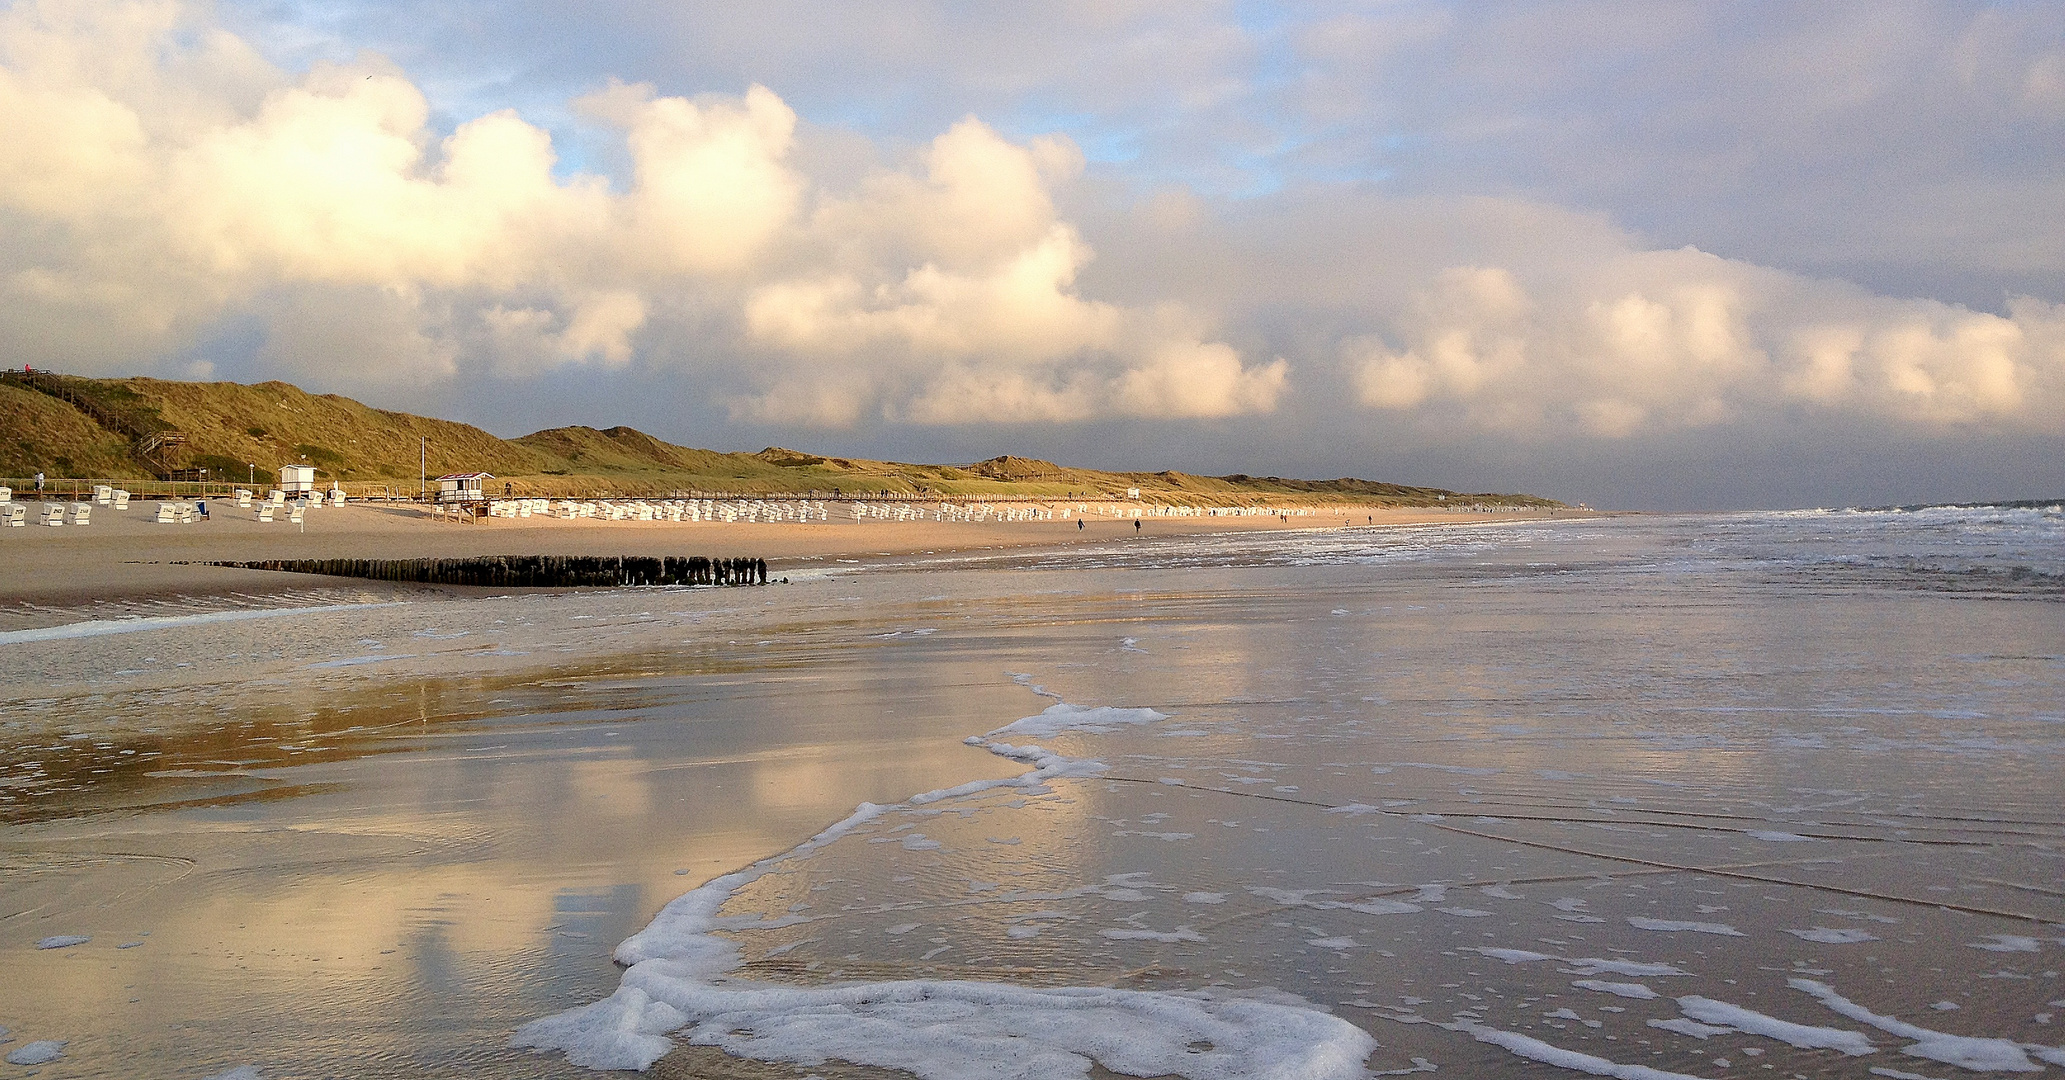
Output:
[[34, 471, 44, 494], [1078, 519, 1084, 531], [1134, 519, 1141, 533]]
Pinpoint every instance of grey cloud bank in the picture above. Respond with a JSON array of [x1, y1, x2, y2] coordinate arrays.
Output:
[[2, 0, 2060, 509]]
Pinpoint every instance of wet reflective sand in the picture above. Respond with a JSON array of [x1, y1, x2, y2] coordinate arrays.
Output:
[[3, 513, 2061, 1078], [2, 608, 1037, 1077]]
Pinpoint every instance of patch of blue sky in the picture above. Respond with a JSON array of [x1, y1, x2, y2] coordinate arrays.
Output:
[[998, 108, 1144, 167], [1227, 4, 1303, 82], [545, 125, 625, 186], [1228, 0, 1306, 36], [219, 0, 381, 70], [784, 93, 971, 169]]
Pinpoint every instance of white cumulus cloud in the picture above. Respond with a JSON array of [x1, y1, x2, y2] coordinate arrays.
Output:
[[1349, 248, 2065, 437], [0, 0, 1277, 422]]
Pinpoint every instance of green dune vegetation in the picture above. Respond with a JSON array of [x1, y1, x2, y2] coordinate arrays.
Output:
[[0, 371, 1559, 507]]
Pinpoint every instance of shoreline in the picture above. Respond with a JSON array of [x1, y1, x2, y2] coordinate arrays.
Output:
[[0, 501, 1586, 628], [5, 508, 2058, 1080]]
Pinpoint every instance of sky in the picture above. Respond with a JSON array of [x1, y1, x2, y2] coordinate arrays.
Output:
[[3, 0, 2062, 508]]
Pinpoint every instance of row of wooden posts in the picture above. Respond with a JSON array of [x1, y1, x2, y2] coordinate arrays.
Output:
[[208, 555, 771, 588]]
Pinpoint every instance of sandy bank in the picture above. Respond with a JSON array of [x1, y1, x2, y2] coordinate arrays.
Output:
[[0, 499, 1579, 626]]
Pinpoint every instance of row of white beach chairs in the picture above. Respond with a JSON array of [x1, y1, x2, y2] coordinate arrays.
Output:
[[2, 489, 1330, 529], [146, 499, 308, 523], [250, 502, 308, 524], [5, 503, 90, 526], [2, 486, 124, 513], [478, 498, 1017, 523], [1, 485, 342, 512], [477, 498, 841, 523], [456, 498, 1216, 525], [2, 498, 310, 525], [4, 503, 91, 526], [225, 488, 346, 508], [457, 498, 1268, 525]]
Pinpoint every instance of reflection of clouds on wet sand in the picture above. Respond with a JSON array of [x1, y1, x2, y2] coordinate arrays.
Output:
[[0, 620, 1033, 1077], [527, 516, 2063, 1077], [4, 512, 2062, 1078]]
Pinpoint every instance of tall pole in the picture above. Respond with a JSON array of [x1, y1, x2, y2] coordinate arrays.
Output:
[[420, 436, 426, 503]]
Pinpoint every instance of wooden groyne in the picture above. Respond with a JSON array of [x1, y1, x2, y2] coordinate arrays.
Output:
[[210, 555, 771, 587]]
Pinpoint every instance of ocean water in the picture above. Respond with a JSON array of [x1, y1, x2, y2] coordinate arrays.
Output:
[[2, 508, 2061, 1079]]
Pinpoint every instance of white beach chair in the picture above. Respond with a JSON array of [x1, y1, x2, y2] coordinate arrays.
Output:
[[289, 504, 305, 525], [258, 505, 274, 522], [235, 489, 253, 507], [39, 503, 63, 526], [329, 489, 346, 507], [3, 504, 23, 526], [155, 502, 177, 523], [268, 490, 286, 506], [94, 485, 113, 504], [177, 505, 194, 524], [112, 490, 129, 510], [0, 486, 11, 503], [70, 504, 90, 525]]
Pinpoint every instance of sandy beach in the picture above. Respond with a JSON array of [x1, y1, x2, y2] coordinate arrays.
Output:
[[0, 499, 1567, 625], [4, 507, 2058, 1080]]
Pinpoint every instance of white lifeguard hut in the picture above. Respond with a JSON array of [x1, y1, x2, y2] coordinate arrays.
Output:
[[279, 464, 317, 495], [435, 472, 493, 505]]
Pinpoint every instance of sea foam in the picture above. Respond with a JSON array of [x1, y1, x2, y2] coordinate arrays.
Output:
[[515, 698, 1375, 1078]]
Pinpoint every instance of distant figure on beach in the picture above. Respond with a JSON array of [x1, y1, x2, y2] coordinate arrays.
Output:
[[1134, 520, 1141, 533], [756, 558, 768, 585], [1078, 519, 1084, 531], [34, 471, 43, 493]]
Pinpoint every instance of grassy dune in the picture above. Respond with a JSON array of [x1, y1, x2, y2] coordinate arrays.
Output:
[[0, 373, 1559, 507]]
